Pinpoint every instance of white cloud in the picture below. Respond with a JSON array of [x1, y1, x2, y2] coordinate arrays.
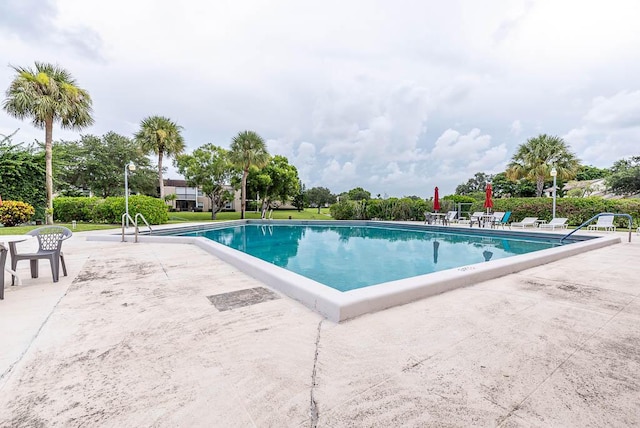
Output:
[[564, 90, 640, 167], [1, 0, 639, 197], [510, 120, 522, 136]]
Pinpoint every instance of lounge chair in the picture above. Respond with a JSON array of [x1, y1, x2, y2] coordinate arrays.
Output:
[[489, 212, 505, 228], [511, 217, 538, 228], [587, 215, 616, 232], [469, 211, 485, 227], [445, 211, 458, 224], [539, 217, 568, 230], [496, 211, 511, 229], [9, 226, 72, 284]]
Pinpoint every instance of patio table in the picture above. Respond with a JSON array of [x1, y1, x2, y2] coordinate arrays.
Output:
[[1, 235, 34, 291]]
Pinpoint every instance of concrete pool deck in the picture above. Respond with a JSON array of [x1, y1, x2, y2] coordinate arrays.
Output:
[[1, 226, 639, 426]]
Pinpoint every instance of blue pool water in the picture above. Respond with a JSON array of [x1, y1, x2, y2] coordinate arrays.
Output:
[[180, 224, 560, 292]]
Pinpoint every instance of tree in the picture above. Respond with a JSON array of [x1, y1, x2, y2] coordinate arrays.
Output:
[[292, 181, 306, 212], [306, 187, 336, 213], [491, 172, 536, 198], [506, 134, 580, 197], [134, 116, 185, 200], [0, 132, 46, 219], [576, 165, 610, 181], [455, 172, 494, 195], [246, 155, 300, 216], [3, 62, 94, 224], [175, 144, 236, 219], [606, 156, 640, 196], [228, 130, 270, 219], [54, 133, 157, 198], [346, 187, 371, 201]]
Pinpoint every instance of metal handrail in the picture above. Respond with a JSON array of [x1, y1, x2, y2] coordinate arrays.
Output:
[[134, 213, 152, 242], [560, 212, 632, 244], [121, 213, 136, 242], [121, 213, 152, 243]]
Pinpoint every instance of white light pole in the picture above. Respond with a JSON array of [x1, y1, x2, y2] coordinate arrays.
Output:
[[550, 166, 557, 219], [124, 163, 136, 227]]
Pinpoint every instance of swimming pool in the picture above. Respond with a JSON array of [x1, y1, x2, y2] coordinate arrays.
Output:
[[109, 220, 620, 322], [178, 224, 560, 292]]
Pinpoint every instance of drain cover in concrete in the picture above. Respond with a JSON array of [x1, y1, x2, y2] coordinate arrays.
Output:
[[207, 287, 280, 311]]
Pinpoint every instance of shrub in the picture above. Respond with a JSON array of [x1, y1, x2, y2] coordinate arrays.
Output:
[[54, 197, 102, 222], [0, 200, 35, 226], [52, 195, 169, 225], [330, 201, 355, 220], [97, 195, 169, 224]]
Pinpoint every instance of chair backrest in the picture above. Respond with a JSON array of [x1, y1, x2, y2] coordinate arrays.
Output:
[[492, 212, 505, 222], [501, 211, 512, 223], [27, 226, 73, 251], [446, 211, 457, 221], [549, 217, 567, 225], [470, 211, 484, 218], [596, 215, 614, 226], [521, 217, 538, 224]]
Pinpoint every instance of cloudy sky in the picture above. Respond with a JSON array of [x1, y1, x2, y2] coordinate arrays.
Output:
[[1, 0, 639, 197]]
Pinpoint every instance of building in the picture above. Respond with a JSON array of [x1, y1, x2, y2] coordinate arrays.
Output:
[[163, 179, 240, 212]]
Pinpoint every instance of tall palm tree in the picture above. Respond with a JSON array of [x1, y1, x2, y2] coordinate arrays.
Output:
[[228, 131, 270, 219], [134, 116, 185, 199], [3, 62, 93, 224], [506, 134, 580, 197]]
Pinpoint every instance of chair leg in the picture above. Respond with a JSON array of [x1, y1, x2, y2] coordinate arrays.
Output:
[[60, 253, 67, 277], [0, 248, 7, 300], [50, 256, 59, 282], [30, 259, 39, 279]]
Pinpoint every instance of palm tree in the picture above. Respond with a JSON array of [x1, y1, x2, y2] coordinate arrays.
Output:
[[228, 131, 270, 219], [134, 116, 185, 199], [3, 62, 93, 224], [506, 134, 580, 197]]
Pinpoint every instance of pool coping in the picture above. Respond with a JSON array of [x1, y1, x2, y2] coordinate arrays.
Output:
[[87, 220, 621, 322]]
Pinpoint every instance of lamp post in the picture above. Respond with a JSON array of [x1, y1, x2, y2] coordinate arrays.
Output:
[[124, 163, 136, 227], [550, 166, 557, 219]]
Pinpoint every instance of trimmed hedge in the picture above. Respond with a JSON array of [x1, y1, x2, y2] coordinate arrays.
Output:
[[329, 196, 640, 228], [485, 197, 640, 228], [54, 196, 169, 225]]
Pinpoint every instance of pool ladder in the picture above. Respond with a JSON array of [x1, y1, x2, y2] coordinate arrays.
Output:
[[121, 213, 152, 243]]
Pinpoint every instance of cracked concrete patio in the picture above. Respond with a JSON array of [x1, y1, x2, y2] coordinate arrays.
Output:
[[1, 228, 639, 427]]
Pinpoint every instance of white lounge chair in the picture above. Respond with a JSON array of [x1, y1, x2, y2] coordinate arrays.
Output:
[[511, 217, 538, 228], [538, 217, 568, 230], [490, 212, 505, 228], [468, 211, 485, 227], [587, 215, 616, 232], [445, 211, 458, 224]]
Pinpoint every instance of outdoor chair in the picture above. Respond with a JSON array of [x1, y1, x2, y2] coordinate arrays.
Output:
[[510, 217, 538, 228], [445, 211, 458, 224], [9, 226, 72, 285], [538, 217, 568, 230], [496, 211, 512, 228], [1, 243, 7, 299], [469, 211, 485, 227], [489, 212, 505, 228], [587, 215, 616, 232]]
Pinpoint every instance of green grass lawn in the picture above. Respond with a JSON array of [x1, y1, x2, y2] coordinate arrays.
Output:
[[0, 208, 332, 235]]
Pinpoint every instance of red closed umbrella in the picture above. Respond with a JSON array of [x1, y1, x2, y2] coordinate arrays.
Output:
[[483, 183, 493, 213], [433, 186, 440, 212]]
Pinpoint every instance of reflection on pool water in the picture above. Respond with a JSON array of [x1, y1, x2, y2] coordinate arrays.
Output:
[[181, 224, 559, 291]]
